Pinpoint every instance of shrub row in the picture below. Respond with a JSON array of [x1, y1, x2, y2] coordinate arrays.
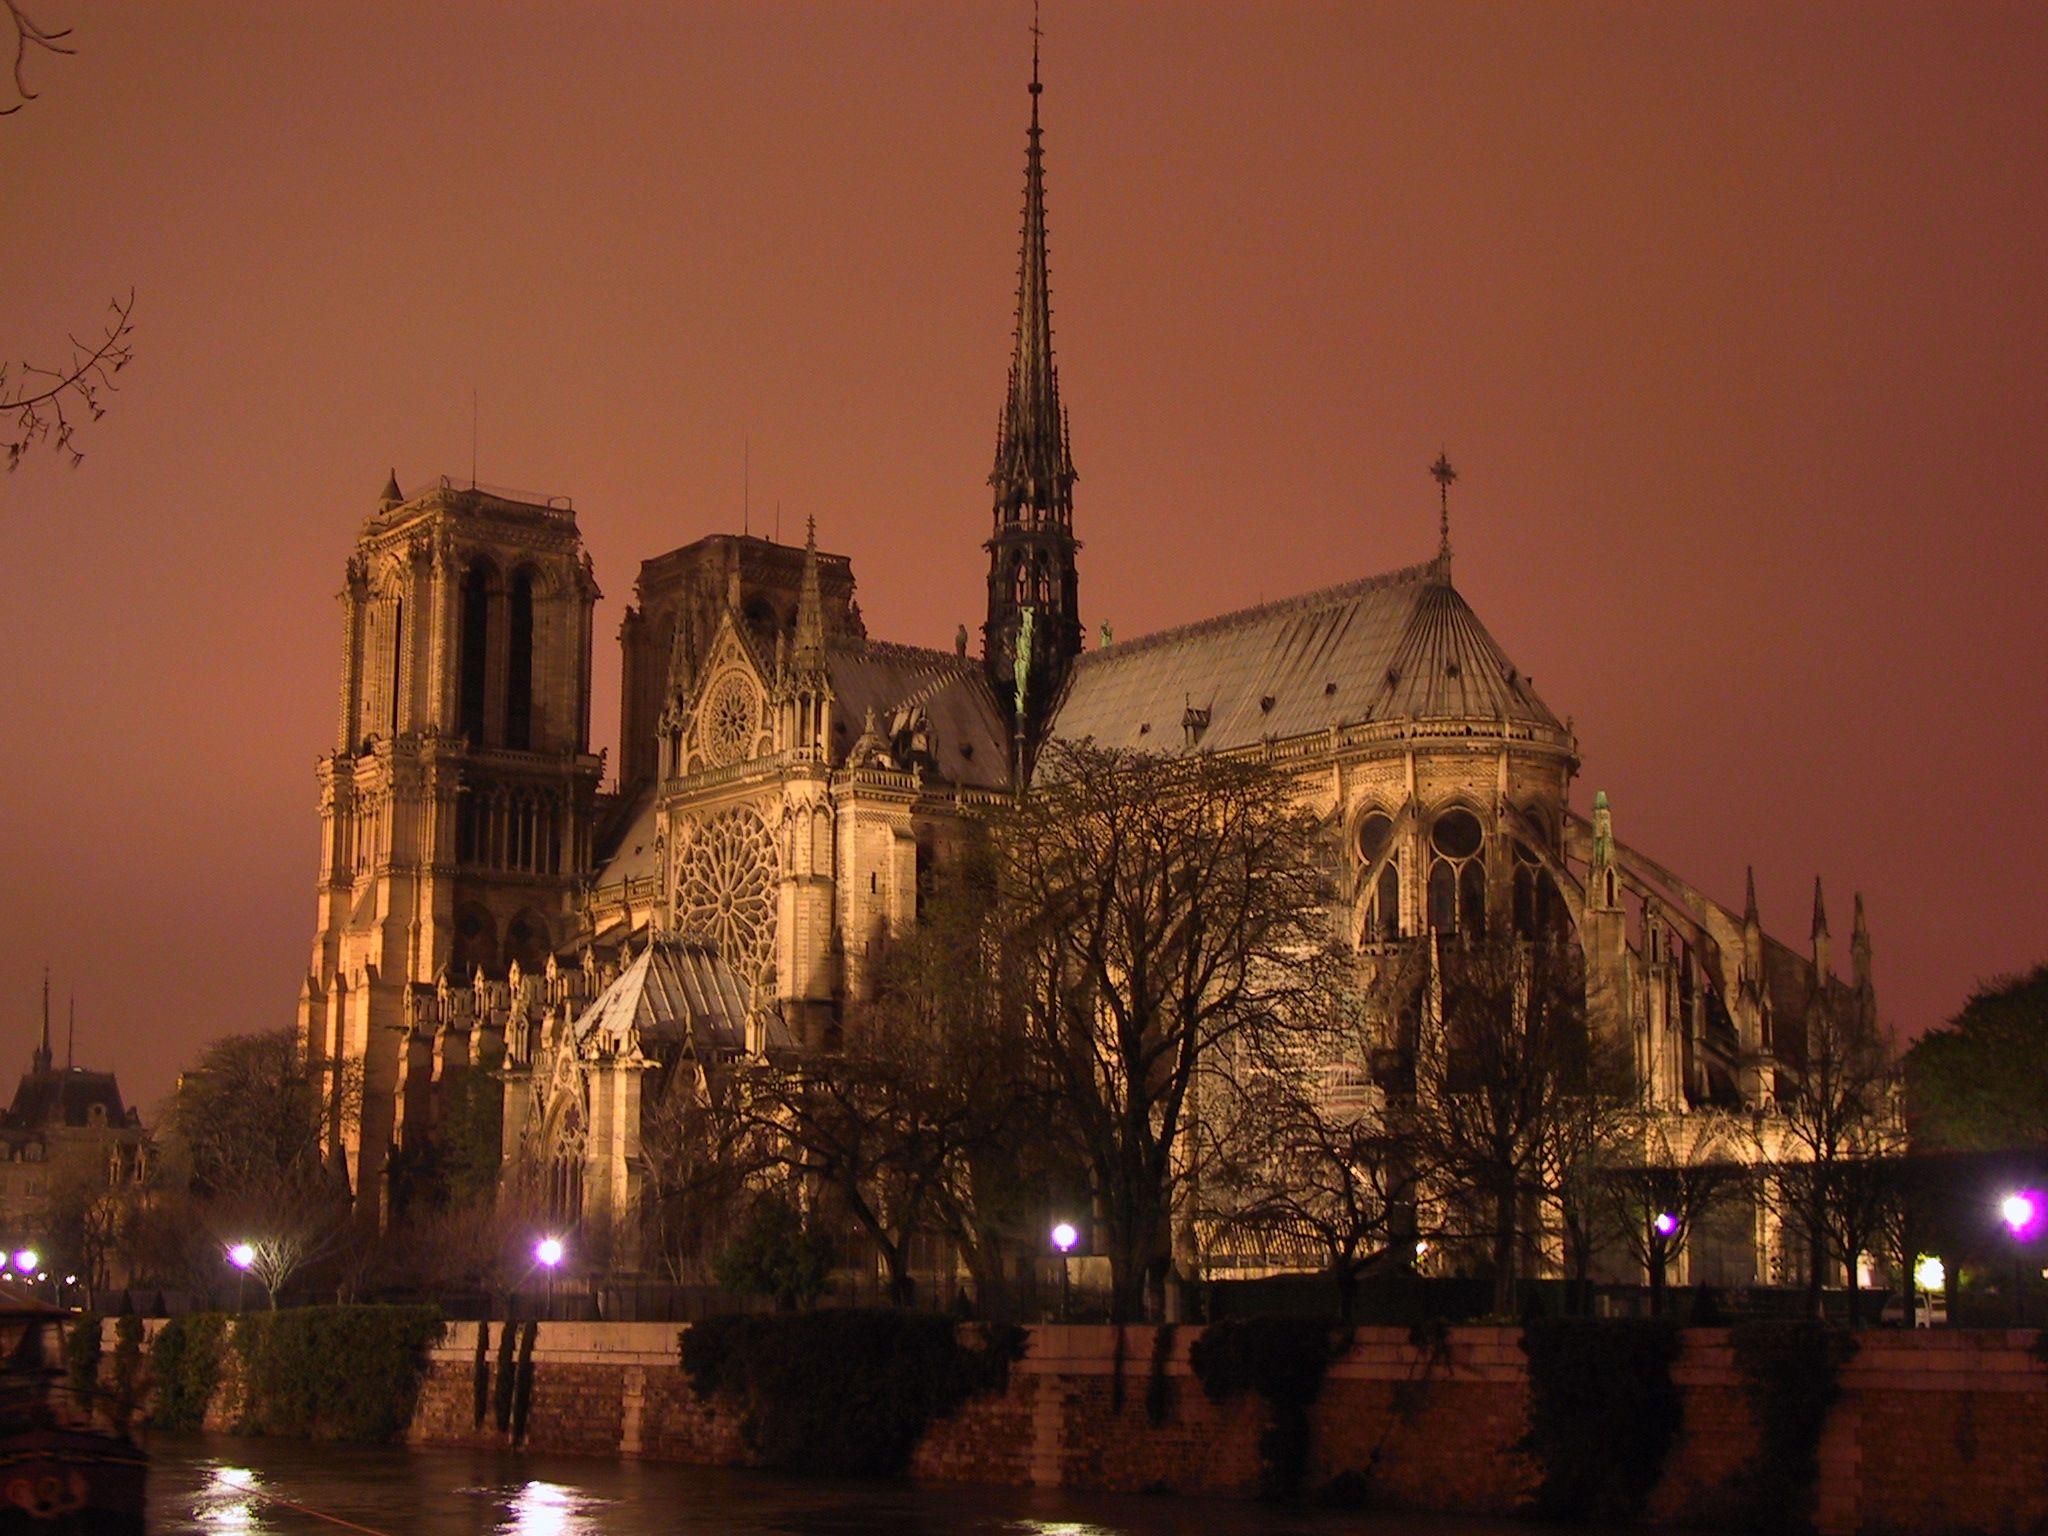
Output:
[[679, 1310, 1024, 1477], [146, 1306, 443, 1442]]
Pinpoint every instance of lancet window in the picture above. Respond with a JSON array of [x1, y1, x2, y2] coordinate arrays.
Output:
[[1426, 806, 1487, 935]]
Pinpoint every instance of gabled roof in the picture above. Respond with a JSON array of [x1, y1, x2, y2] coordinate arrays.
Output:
[[1047, 560, 1563, 754], [826, 640, 1013, 788], [572, 934, 755, 1059], [592, 787, 660, 889]]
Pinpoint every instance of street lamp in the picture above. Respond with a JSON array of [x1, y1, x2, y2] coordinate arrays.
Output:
[[534, 1236, 565, 1269], [2001, 1191, 2043, 1325], [227, 1242, 256, 1311], [1652, 1212, 1679, 1238], [1050, 1222, 1078, 1321], [13, 1250, 37, 1275]]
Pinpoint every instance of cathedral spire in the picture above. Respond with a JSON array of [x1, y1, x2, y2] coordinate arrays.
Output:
[[983, 12, 1082, 722]]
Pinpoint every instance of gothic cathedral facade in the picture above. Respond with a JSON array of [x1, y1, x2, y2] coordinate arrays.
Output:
[[301, 47, 1873, 1283]]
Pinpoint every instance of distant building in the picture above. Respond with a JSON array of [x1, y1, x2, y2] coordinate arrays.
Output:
[[0, 981, 147, 1260]]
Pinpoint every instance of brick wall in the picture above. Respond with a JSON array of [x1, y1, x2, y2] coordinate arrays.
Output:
[[139, 1317, 2048, 1534]]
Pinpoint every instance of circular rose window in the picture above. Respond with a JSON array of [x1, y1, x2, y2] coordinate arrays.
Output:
[[674, 806, 779, 996], [701, 674, 759, 767]]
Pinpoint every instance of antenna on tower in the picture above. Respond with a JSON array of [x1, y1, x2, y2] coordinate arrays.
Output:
[[471, 388, 479, 490]]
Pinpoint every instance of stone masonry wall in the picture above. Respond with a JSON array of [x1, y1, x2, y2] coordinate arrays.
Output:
[[143, 1318, 2048, 1535]]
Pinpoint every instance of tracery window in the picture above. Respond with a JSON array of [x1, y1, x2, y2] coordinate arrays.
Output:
[[1358, 810, 1400, 941], [1512, 841, 1562, 938], [1427, 806, 1486, 935], [673, 806, 779, 998]]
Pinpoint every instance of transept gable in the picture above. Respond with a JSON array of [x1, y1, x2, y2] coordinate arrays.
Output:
[[667, 605, 776, 778]]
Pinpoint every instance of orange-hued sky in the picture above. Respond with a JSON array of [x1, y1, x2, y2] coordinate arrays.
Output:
[[3, 2, 2044, 1109]]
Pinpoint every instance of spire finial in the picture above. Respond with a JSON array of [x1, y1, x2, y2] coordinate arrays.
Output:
[[1811, 875, 1829, 938], [1429, 449, 1457, 569], [1030, 0, 1042, 95]]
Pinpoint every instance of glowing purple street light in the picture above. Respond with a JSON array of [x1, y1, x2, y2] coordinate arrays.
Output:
[[1050, 1222, 1079, 1322], [2001, 1190, 2043, 1325], [2000, 1192, 2043, 1241], [1652, 1212, 1679, 1239], [534, 1236, 566, 1269], [227, 1243, 256, 1271]]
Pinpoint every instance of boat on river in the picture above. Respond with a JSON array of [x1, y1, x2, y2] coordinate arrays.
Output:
[[0, 1286, 145, 1533]]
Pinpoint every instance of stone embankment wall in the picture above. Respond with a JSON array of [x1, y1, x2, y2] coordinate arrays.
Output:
[[398, 1322, 2048, 1535]]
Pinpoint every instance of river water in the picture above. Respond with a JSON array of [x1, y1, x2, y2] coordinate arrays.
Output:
[[145, 1432, 1533, 1535]]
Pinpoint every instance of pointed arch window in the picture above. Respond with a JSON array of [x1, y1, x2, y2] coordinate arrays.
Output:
[[1427, 807, 1486, 935], [1513, 840, 1563, 938], [1358, 810, 1400, 942], [387, 597, 404, 733], [506, 569, 535, 751], [458, 558, 492, 744]]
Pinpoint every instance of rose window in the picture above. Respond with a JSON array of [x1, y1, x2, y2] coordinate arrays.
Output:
[[701, 674, 759, 767], [673, 806, 779, 995]]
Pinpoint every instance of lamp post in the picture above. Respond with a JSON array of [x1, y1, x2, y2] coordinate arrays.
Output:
[[1050, 1222, 1078, 1321], [534, 1236, 565, 1318], [2000, 1192, 2042, 1325], [227, 1242, 255, 1312]]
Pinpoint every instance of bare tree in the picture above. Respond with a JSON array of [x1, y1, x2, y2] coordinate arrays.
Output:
[[1407, 930, 1632, 1316], [637, 1062, 756, 1285], [1596, 1112, 1747, 1315], [992, 741, 1341, 1322], [1203, 1049, 1422, 1318], [4, 4, 138, 470], [3, 291, 135, 470], [160, 1028, 356, 1306], [1757, 997, 1906, 1322], [3, 0, 72, 114]]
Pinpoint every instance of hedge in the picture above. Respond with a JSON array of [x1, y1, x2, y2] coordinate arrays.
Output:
[[1189, 1315, 1349, 1501], [227, 1306, 445, 1442], [679, 1310, 1024, 1477], [1519, 1318, 1683, 1523]]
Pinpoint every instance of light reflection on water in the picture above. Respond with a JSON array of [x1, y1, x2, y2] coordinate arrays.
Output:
[[147, 1432, 1549, 1536]]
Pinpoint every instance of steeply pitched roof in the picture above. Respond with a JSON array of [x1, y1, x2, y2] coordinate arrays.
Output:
[[572, 934, 755, 1058], [4, 1067, 134, 1131], [1047, 560, 1562, 753], [827, 640, 1013, 788]]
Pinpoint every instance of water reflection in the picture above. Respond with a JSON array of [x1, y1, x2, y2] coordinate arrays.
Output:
[[148, 1432, 1551, 1536]]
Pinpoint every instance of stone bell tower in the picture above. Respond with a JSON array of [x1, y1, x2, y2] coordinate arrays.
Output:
[[299, 473, 603, 1222]]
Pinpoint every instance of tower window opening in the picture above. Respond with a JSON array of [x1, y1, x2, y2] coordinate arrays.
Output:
[[506, 569, 535, 751], [388, 597, 404, 734], [458, 558, 492, 744]]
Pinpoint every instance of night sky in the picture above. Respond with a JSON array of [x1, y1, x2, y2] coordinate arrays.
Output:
[[3, 2, 2044, 1109]]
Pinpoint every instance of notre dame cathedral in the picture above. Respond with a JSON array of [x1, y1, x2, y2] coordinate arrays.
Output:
[[298, 45, 1874, 1284]]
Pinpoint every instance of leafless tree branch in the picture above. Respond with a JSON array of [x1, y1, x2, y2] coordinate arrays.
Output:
[[1, 0, 73, 115], [4, 289, 137, 470]]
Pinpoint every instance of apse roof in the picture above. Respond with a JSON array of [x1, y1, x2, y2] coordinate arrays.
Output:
[[1047, 559, 1562, 754], [572, 934, 757, 1058]]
